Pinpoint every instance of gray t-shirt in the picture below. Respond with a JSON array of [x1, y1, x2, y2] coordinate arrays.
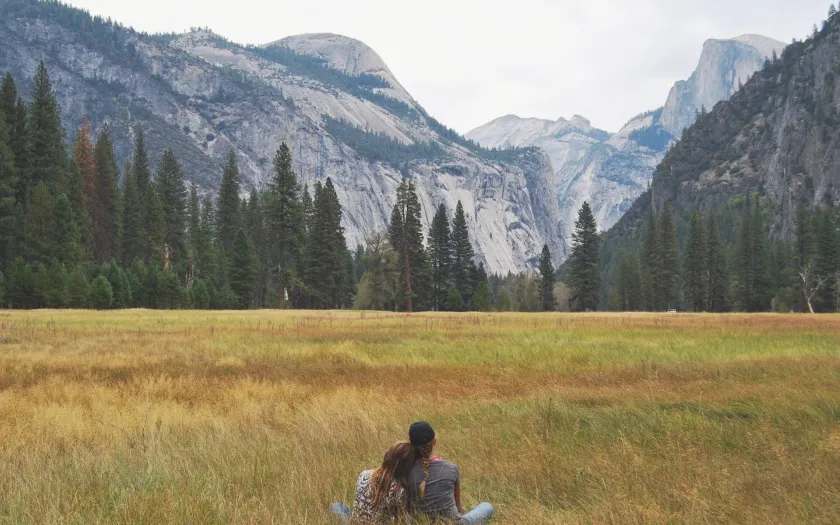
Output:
[[408, 459, 461, 518]]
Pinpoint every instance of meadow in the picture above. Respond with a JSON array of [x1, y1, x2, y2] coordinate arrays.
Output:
[[0, 310, 838, 524]]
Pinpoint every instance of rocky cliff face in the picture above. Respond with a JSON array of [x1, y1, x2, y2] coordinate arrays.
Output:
[[0, 1, 563, 274], [660, 35, 787, 137], [604, 17, 840, 252], [468, 35, 785, 256]]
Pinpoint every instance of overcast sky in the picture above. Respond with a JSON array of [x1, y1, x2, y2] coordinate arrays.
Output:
[[66, 0, 830, 133]]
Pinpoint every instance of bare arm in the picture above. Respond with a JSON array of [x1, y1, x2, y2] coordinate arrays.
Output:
[[454, 482, 464, 514]]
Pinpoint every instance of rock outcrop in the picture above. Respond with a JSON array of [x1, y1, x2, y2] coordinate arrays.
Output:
[[468, 35, 785, 257], [0, 1, 563, 274]]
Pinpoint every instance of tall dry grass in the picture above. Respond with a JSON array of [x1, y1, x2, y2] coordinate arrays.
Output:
[[0, 311, 838, 524]]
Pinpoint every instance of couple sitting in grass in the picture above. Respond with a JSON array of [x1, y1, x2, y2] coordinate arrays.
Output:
[[331, 422, 494, 524]]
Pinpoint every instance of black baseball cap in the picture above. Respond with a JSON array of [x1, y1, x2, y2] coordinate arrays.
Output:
[[409, 421, 436, 446]]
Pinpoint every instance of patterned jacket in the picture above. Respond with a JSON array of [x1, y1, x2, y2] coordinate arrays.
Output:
[[351, 469, 407, 523]]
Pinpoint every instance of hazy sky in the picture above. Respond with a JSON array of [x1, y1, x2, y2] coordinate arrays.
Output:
[[66, 0, 830, 133]]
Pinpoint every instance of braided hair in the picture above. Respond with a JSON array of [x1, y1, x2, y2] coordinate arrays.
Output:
[[412, 442, 434, 499]]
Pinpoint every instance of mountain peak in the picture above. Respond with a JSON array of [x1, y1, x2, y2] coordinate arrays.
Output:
[[728, 34, 786, 58], [264, 33, 412, 102]]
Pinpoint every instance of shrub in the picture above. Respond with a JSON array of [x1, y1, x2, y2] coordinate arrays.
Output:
[[446, 287, 464, 312], [89, 276, 114, 310], [66, 269, 90, 308]]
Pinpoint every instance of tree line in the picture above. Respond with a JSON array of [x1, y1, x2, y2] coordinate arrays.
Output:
[[600, 196, 840, 314], [0, 63, 352, 309]]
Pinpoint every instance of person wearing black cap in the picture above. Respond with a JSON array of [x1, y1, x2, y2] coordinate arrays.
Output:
[[407, 421, 494, 524]]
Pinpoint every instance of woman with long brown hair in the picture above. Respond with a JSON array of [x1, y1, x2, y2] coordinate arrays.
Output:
[[331, 442, 415, 523]]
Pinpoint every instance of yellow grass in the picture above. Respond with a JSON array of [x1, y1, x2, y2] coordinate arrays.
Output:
[[0, 310, 839, 524]]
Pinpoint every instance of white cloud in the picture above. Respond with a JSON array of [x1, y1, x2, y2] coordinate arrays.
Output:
[[67, 0, 831, 132]]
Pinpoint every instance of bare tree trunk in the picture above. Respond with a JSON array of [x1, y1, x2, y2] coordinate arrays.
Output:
[[799, 261, 826, 314]]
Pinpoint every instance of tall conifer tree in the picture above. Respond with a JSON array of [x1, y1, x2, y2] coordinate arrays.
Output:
[[657, 202, 679, 310], [305, 178, 349, 308], [73, 117, 96, 218], [617, 253, 642, 311], [1, 75, 28, 205], [684, 212, 709, 311], [538, 244, 556, 311], [267, 144, 301, 304], [389, 179, 427, 312], [92, 124, 120, 263], [0, 96, 17, 274], [156, 149, 188, 267], [450, 200, 475, 306], [27, 62, 65, 192], [641, 209, 658, 310], [120, 161, 143, 265], [428, 203, 451, 311], [706, 213, 729, 312], [569, 202, 600, 312], [227, 228, 257, 309], [24, 184, 55, 264], [217, 151, 241, 254], [814, 209, 839, 312]]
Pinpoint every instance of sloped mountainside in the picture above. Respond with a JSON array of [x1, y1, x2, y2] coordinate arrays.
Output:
[[468, 35, 785, 249], [0, 0, 563, 274], [604, 16, 840, 254]]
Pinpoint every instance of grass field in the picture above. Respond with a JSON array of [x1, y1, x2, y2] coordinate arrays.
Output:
[[0, 310, 839, 524]]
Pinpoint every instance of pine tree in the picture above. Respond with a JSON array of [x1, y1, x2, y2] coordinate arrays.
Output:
[[428, 203, 452, 311], [27, 62, 66, 192], [814, 209, 839, 312], [389, 179, 428, 312], [40, 260, 68, 308], [445, 286, 464, 311], [706, 214, 729, 312], [146, 189, 166, 267], [617, 253, 642, 311], [0, 269, 5, 307], [1, 75, 28, 206], [73, 117, 96, 219], [227, 228, 257, 309], [155, 149, 188, 267], [750, 199, 772, 311], [0, 93, 17, 275], [735, 203, 754, 311], [657, 202, 680, 310], [450, 200, 475, 306], [187, 183, 201, 265], [736, 197, 771, 311], [24, 183, 55, 264], [65, 267, 89, 308], [156, 269, 182, 309], [472, 281, 493, 312], [217, 150, 241, 254], [301, 185, 314, 235], [568, 202, 600, 312], [65, 156, 90, 254], [102, 262, 131, 309], [684, 212, 709, 312], [305, 179, 349, 308], [244, 188, 269, 307], [266, 144, 301, 304], [92, 124, 120, 263], [120, 162, 143, 265], [89, 275, 114, 310], [538, 244, 556, 311], [6, 257, 35, 309], [52, 193, 83, 266], [641, 209, 658, 310], [122, 129, 153, 262], [199, 196, 221, 287]]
